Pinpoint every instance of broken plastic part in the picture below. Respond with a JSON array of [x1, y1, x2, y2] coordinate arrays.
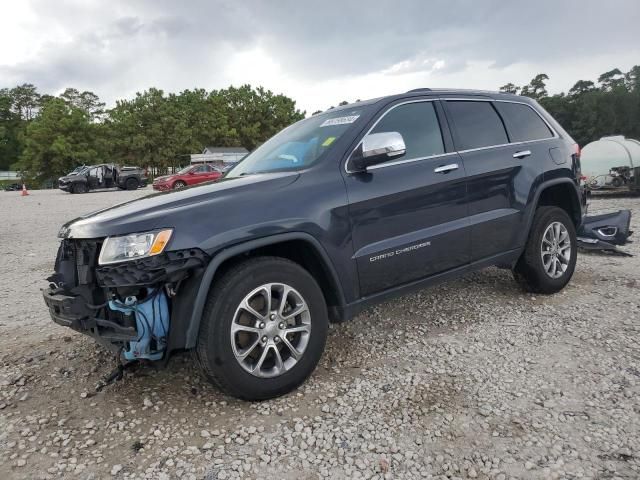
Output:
[[108, 288, 170, 361]]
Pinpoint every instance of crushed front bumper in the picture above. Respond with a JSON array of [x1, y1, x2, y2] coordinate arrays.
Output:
[[43, 238, 209, 351], [43, 286, 137, 351]]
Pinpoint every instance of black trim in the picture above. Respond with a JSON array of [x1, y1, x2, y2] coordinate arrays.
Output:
[[184, 232, 345, 348], [341, 249, 521, 320]]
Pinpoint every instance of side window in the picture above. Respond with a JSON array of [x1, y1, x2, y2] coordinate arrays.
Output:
[[193, 165, 205, 173], [370, 102, 444, 160], [446, 101, 508, 150], [494, 102, 553, 142]]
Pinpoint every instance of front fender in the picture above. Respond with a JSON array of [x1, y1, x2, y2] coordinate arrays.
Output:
[[173, 232, 344, 350]]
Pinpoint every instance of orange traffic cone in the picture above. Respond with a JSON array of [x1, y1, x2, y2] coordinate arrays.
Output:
[[21, 183, 29, 196]]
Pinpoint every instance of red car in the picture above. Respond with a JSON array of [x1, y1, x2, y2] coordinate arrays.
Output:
[[152, 164, 223, 191]]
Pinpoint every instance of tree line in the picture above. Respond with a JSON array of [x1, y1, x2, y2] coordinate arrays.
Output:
[[499, 66, 640, 148], [1, 65, 639, 186], [0, 85, 304, 185]]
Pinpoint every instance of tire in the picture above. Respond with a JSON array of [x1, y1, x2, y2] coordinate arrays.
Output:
[[611, 176, 623, 188], [173, 180, 187, 190], [72, 183, 87, 194], [125, 178, 139, 190], [195, 257, 328, 400], [513, 206, 577, 294]]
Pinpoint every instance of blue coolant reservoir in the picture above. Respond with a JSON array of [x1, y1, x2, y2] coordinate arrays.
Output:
[[108, 288, 170, 361]]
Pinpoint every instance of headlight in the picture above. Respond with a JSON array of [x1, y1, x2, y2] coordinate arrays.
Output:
[[98, 229, 173, 265]]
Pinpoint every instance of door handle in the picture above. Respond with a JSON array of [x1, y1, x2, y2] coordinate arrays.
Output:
[[513, 150, 532, 159], [434, 163, 459, 174]]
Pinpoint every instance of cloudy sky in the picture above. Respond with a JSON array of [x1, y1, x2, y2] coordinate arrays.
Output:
[[1, 0, 639, 114]]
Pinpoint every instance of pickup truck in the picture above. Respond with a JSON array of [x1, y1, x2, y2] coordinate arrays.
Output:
[[43, 88, 585, 400], [58, 163, 147, 193]]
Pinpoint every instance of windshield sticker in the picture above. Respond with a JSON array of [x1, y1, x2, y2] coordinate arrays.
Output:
[[322, 136, 336, 147], [320, 115, 360, 127]]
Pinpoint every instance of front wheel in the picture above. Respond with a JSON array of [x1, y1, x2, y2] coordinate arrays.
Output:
[[195, 257, 328, 400], [173, 180, 187, 189], [72, 183, 87, 194], [513, 206, 577, 294]]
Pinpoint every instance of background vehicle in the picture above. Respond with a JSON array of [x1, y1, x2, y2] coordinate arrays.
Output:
[[58, 164, 147, 193], [3, 183, 22, 191], [44, 89, 585, 400], [152, 164, 223, 191], [69, 165, 86, 176]]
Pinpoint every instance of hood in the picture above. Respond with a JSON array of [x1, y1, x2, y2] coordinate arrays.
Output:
[[59, 172, 300, 239], [59, 174, 85, 183]]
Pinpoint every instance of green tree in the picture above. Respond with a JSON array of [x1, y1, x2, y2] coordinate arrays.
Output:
[[0, 89, 23, 170], [10, 83, 41, 120], [568, 80, 596, 97], [499, 83, 520, 94], [598, 68, 625, 91], [18, 98, 99, 182], [218, 85, 305, 150], [521, 74, 549, 100], [60, 88, 105, 121]]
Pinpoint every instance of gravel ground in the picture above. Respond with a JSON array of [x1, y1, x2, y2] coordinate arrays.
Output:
[[0, 188, 639, 480]]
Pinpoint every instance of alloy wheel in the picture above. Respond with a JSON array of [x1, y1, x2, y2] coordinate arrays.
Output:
[[230, 283, 311, 378], [541, 221, 571, 279]]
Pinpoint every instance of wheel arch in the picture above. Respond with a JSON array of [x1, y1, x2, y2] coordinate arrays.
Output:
[[181, 233, 345, 350], [534, 179, 583, 227]]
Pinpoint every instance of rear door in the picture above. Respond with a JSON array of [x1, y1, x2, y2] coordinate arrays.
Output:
[[442, 98, 552, 261], [86, 167, 101, 190], [343, 99, 470, 297]]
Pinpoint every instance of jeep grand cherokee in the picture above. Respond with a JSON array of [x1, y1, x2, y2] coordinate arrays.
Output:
[[43, 88, 585, 400]]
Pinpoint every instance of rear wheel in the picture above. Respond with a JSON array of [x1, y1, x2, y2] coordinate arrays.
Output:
[[195, 257, 328, 400], [125, 178, 139, 190], [513, 206, 577, 294], [173, 180, 187, 189]]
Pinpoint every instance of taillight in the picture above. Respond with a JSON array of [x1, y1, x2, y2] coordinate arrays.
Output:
[[573, 143, 581, 159]]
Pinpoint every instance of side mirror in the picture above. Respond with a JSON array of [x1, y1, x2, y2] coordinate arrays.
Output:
[[349, 132, 406, 172]]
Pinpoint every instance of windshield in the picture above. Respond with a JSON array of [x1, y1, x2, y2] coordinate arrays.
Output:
[[227, 107, 367, 178]]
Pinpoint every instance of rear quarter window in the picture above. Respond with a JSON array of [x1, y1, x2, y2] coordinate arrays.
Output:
[[494, 102, 553, 142], [446, 101, 508, 150]]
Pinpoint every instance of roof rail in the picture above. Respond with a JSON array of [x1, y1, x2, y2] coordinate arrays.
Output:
[[406, 88, 432, 93]]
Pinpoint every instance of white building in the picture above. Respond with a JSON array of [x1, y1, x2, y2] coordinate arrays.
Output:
[[190, 147, 248, 168]]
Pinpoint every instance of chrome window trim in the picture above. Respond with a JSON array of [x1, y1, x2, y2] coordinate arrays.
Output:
[[344, 97, 558, 174], [455, 136, 555, 154], [366, 152, 458, 171], [345, 99, 444, 174]]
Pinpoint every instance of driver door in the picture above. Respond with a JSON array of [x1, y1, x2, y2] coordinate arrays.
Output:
[[343, 100, 470, 296], [186, 165, 206, 185]]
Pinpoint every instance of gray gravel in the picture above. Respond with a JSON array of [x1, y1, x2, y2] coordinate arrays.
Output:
[[0, 189, 639, 479]]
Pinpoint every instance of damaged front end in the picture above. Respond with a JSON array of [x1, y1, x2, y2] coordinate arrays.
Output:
[[43, 238, 208, 360]]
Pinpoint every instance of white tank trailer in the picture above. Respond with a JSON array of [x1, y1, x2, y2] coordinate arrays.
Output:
[[581, 136, 640, 189]]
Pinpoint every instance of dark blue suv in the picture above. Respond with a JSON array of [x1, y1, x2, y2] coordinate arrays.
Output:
[[44, 88, 585, 399]]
